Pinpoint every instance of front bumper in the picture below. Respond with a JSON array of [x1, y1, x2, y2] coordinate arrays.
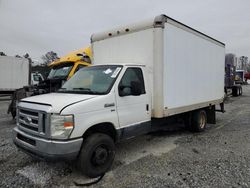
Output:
[[13, 127, 83, 161]]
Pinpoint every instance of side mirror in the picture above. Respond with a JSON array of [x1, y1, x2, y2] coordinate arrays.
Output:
[[130, 81, 142, 96]]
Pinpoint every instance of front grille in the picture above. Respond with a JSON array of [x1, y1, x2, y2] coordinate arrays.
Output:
[[20, 122, 38, 132], [18, 107, 47, 136], [20, 109, 38, 117]]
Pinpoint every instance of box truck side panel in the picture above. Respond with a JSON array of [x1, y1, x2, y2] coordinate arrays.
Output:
[[15, 58, 29, 89], [163, 22, 224, 115], [92, 29, 154, 67], [0, 56, 29, 91], [92, 28, 155, 106]]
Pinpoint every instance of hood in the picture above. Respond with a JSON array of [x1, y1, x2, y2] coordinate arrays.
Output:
[[21, 93, 97, 113]]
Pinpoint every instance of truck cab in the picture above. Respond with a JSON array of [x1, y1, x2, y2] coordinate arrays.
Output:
[[39, 47, 92, 93], [48, 47, 92, 81], [13, 64, 150, 178], [235, 70, 245, 85], [31, 72, 44, 85]]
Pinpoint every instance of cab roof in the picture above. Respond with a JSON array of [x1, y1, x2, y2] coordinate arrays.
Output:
[[48, 47, 92, 67]]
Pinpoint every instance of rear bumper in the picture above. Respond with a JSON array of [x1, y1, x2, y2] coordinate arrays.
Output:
[[13, 127, 83, 161]]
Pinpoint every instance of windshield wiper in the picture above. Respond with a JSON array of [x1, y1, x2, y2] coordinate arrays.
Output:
[[73, 88, 105, 95], [57, 88, 105, 95], [87, 91, 105, 95], [57, 88, 67, 93], [73, 87, 91, 91]]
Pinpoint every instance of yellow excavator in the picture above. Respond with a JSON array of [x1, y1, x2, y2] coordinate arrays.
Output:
[[8, 47, 92, 118]]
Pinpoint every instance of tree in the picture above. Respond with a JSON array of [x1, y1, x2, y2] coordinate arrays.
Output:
[[0, 52, 6, 56], [23, 53, 30, 58], [247, 63, 250, 73], [41, 51, 59, 66]]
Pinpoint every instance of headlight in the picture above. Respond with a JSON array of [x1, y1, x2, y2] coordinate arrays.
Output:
[[50, 114, 74, 139]]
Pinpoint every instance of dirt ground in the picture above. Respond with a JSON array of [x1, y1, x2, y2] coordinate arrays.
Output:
[[0, 85, 250, 188]]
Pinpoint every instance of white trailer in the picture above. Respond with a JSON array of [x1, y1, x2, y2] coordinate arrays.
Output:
[[0, 56, 30, 93], [13, 15, 225, 178]]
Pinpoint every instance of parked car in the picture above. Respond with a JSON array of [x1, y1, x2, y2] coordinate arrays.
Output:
[[244, 72, 250, 82]]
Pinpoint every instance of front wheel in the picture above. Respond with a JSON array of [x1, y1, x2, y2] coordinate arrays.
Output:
[[77, 133, 115, 178]]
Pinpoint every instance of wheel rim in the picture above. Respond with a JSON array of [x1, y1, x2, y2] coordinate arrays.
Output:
[[199, 112, 206, 129], [91, 145, 109, 166]]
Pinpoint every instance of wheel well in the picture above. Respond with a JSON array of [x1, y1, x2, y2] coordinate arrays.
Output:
[[83, 123, 117, 142]]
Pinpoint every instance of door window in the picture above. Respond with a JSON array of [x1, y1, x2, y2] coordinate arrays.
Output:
[[118, 68, 145, 96]]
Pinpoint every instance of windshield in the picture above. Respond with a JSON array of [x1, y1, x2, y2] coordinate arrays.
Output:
[[58, 65, 122, 95], [33, 74, 43, 81], [48, 63, 74, 79], [235, 71, 243, 80]]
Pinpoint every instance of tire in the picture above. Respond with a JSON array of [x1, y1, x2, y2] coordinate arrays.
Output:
[[232, 87, 238, 97], [189, 110, 207, 132], [239, 87, 243, 96], [77, 133, 115, 178]]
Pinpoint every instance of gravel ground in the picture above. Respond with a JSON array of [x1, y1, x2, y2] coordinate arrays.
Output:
[[0, 85, 250, 188]]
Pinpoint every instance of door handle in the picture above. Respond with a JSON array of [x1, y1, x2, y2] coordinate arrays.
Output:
[[104, 103, 115, 108], [146, 104, 149, 111]]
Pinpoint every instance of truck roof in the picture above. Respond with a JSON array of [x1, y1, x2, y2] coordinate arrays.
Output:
[[91, 14, 225, 47], [48, 47, 92, 67]]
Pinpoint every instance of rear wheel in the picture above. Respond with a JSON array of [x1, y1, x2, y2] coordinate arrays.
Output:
[[232, 86, 238, 97], [189, 110, 207, 132], [77, 133, 115, 178], [239, 87, 243, 96]]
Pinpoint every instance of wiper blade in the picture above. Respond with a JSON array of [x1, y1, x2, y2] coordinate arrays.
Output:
[[73, 87, 91, 91], [57, 88, 105, 95], [56, 90, 105, 95], [87, 91, 105, 95], [58, 88, 67, 92], [73, 88, 104, 94], [73, 88, 105, 95]]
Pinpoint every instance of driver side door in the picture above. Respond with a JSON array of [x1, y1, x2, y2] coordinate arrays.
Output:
[[115, 67, 151, 138]]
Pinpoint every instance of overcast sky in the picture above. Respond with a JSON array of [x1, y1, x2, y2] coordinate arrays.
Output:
[[0, 0, 250, 62]]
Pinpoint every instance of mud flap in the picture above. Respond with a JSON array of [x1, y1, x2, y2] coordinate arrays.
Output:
[[206, 105, 216, 124]]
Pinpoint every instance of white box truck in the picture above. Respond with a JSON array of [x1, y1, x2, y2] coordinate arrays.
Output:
[[13, 15, 225, 178], [0, 56, 30, 94]]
